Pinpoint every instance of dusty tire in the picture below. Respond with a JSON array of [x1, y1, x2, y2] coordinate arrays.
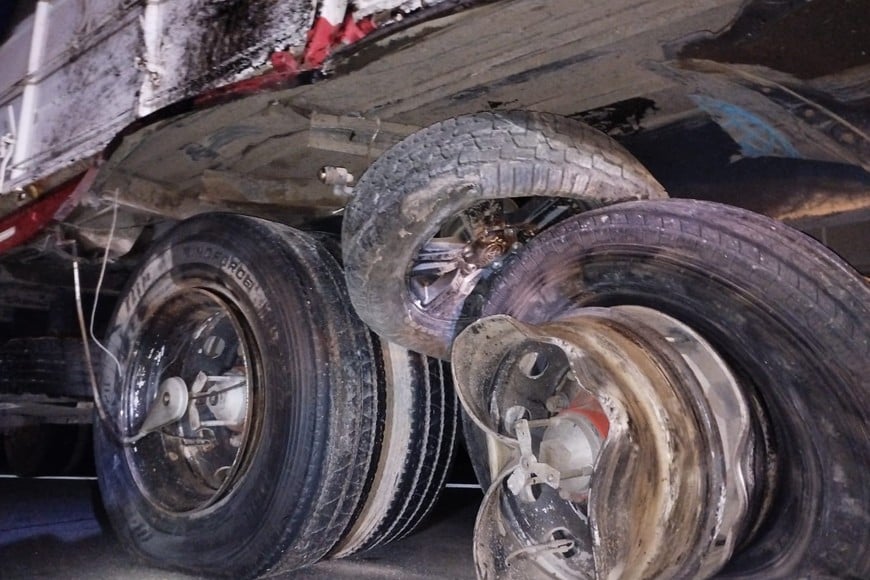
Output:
[[475, 199, 869, 578], [95, 214, 379, 577], [332, 344, 457, 556], [342, 111, 667, 359], [310, 233, 459, 556]]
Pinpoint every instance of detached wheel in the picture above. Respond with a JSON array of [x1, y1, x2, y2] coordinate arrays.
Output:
[[342, 111, 667, 359], [464, 199, 869, 577], [95, 214, 379, 577]]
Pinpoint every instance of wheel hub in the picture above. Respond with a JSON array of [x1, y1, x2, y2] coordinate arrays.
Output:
[[538, 411, 602, 502], [124, 288, 257, 513], [137, 376, 189, 436]]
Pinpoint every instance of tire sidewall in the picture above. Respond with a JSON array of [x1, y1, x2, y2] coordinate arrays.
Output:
[[95, 224, 326, 574], [348, 174, 654, 359]]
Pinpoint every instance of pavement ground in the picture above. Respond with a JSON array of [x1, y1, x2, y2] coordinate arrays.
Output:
[[0, 477, 480, 579]]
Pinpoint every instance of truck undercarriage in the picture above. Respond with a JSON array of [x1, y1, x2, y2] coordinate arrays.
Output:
[[0, 1, 868, 578]]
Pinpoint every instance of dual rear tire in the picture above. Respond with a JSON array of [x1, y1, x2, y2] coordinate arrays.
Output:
[[95, 214, 456, 577]]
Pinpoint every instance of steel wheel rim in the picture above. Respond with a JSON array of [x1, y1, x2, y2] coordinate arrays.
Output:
[[453, 306, 758, 578], [123, 286, 259, 514]]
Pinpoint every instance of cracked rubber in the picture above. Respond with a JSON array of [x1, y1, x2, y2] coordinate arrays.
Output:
[[342, 110, 667, 359], [95, 213, 379, 578], [476, 199, 870, 578]]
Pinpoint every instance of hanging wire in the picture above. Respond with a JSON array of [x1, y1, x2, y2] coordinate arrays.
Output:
[[72, 190, 138, 445], [89, 190, 124, 379]]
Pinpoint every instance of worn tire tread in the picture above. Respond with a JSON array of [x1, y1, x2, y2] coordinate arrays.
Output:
[[343, 111, 667, 358]]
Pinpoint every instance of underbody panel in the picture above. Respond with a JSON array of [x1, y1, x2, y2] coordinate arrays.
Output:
[[0, 0, 867, 258]]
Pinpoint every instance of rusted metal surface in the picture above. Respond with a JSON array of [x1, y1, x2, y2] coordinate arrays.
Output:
[[0, 0, 459, 201], [85, 0, 743, 230], [0, 0, 321, 197], [678, 0, 870, 80]]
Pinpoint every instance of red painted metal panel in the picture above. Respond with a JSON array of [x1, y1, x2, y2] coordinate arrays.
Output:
[[0, 174, 86, 255]]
